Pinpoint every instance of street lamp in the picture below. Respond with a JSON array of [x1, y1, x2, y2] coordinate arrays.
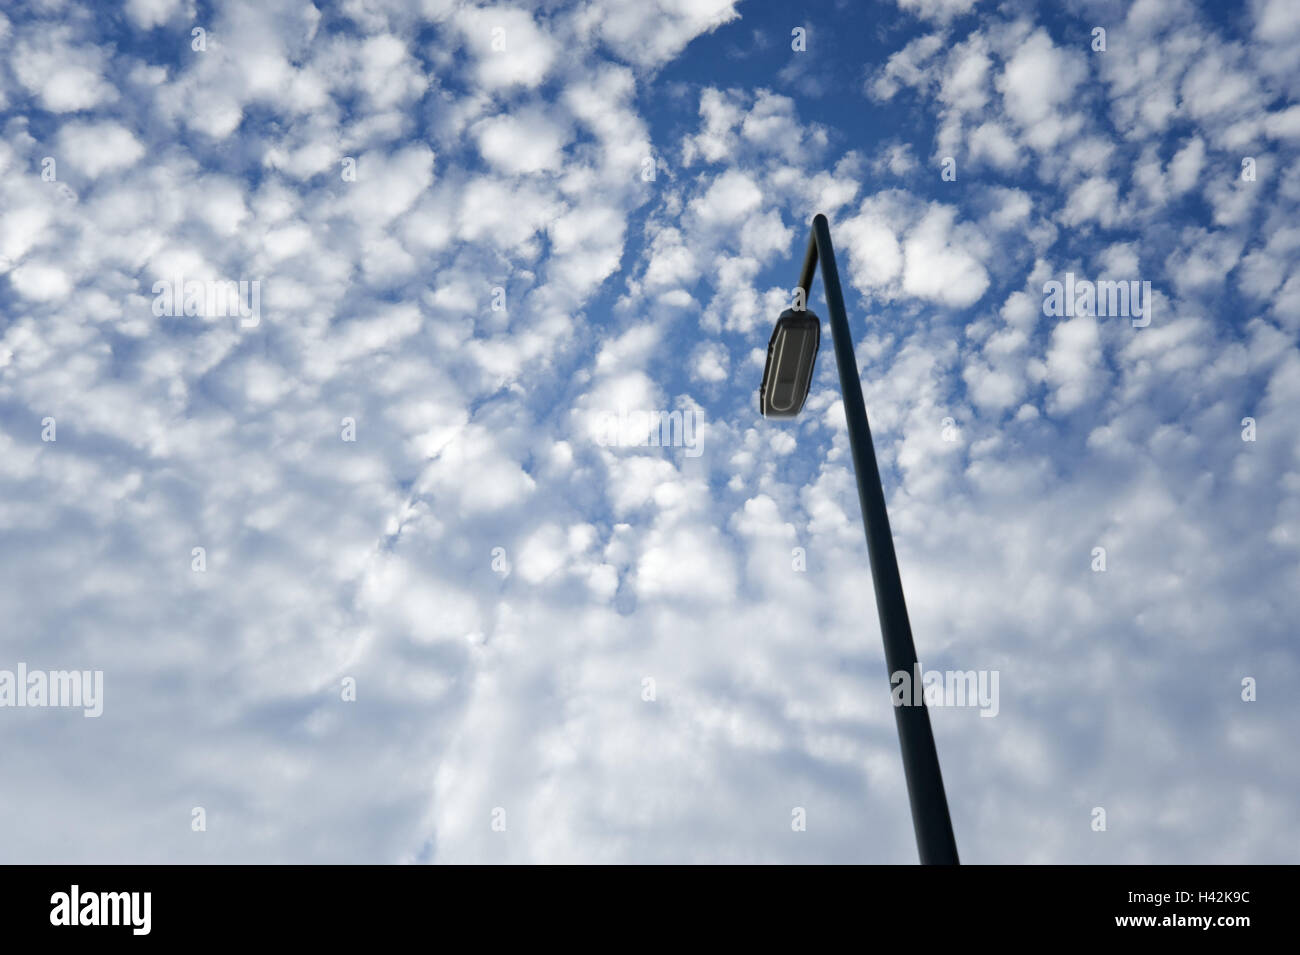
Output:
[[759, 213, 960, 865], [759, 307, 820, 417]]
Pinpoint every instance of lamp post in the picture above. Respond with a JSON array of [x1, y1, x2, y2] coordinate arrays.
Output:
[[759, 213, 960, 865]]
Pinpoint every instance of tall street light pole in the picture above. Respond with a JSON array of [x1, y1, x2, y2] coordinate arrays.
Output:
[[759, 213, 960, 865]]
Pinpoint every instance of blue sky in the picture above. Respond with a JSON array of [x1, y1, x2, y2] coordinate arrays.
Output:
[[1, 0, 1298, 863]]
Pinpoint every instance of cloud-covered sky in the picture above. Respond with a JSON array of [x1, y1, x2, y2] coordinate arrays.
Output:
[[1, 0, 1297, 863]]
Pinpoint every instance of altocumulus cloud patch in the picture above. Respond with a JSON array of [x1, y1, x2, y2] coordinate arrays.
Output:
[[0, 0, 1298, 865]]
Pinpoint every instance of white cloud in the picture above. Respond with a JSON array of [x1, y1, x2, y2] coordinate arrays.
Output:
[[12, 34, 115, 112], [690, 170, 764, 225], [57, 122, 146, 178], [839, 207, 904, 290], [473, 109, 571, 175], [893, 0, 979, 23], [995, 28, 1087, 150], [1044, 315, 1104, 413], [968, 121, 1022, 169], [691, 342, 730, 383], [9, 261, 72, 301], [457, 6, 558, 89], [902, 207, 989, 306], [584, 0, 740, 69], [1168, 136, 1206, 194], [124, 0, 188, 30], [867, 32, 944, 101], [840, 195, 988, 307], [1060, 176, 1121, 228]]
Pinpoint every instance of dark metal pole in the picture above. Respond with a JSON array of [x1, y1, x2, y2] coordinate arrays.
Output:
[[799, 213, 960, 865]]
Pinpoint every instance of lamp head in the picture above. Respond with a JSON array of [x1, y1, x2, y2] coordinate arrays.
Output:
[[759, 307, 821, 418]]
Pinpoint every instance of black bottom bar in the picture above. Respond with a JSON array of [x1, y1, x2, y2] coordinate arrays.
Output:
[[6, 864, 1282, 941]]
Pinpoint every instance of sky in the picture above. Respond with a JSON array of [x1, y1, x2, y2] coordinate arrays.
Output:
[[1, 0, 1298, 864]]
